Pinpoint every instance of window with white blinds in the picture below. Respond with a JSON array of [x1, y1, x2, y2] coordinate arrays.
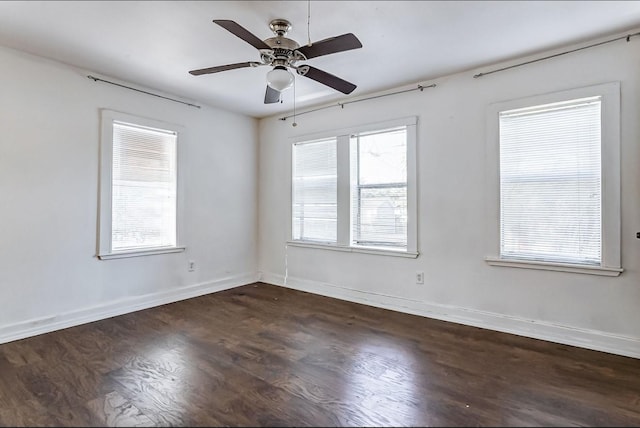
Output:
[[351, 127, 408, 248], [112, 121, 177, 251], [98, 110, 185, 259], [500, 97, 602, 264], [292, 138, 337, 243], [486, 82, 622, 275], [290, 117, 417, 257]]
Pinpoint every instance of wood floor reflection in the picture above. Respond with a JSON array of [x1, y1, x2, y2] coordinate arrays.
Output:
[[0, 282, 639, 426]]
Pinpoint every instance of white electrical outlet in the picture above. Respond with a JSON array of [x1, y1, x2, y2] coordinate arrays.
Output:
[[416, 271, 424, 284], [188, 260, 196, 272]]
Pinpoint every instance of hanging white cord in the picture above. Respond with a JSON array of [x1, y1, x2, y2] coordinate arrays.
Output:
[[307, 0, 312, 46], [284, 243, 289, 286]]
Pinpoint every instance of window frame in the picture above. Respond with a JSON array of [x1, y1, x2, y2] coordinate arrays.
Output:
[[288, 116, 418, 258], [485, 82, 622, 276], [97, 109, 186, 260]]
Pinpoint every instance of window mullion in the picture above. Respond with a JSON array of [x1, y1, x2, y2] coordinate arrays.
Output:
[[336, 134, 351, 246]]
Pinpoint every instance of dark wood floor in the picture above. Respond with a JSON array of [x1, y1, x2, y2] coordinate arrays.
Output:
[[0, 282, 639, 427]]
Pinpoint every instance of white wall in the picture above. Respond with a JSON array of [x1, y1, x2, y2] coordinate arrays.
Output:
[[4, 28, 640, 359], [257, 31, 640, 358], [0, 45, 259, 342]]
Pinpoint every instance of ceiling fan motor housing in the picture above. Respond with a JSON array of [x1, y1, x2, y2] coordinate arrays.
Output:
[[262, 19, 305, 68]]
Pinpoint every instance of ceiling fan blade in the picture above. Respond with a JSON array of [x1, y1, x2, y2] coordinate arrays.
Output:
[[264, 85, 281, 104], [297, 65, 357, 94], [213, 19, 271, 51], [297, 33, 362, 59], [189, 62, 256, 75]]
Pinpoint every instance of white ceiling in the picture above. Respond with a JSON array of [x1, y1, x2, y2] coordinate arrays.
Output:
[[1, 1, 640, 118]]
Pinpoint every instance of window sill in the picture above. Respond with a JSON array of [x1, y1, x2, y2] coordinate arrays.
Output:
[[485, 257, 623, 277], [287, 241, 419, 258], [97, 246, 186, 260]]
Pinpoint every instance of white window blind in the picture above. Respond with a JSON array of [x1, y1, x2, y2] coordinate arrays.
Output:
[[292, 138, 337, 243], [499, 96, 602, 265], [111, 121, 178, 251], [351, 127, 408, 248]]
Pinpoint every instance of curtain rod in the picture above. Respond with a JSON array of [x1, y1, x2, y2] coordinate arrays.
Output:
[[474, 31, 640, 79], [279, 83, 436, 121], [87, 75, 201, 109]]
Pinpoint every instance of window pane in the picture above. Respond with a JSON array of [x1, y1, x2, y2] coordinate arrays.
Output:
[[112, 122, 177, 251], [356, 186, 407, 246], [499, 97, 601, 264], [292, 139, 337, 243], [357, 128, 407, 185], [352, 127, 408, 248]]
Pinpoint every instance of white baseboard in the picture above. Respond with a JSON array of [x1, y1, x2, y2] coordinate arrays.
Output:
[[0, 272, 259, 345], [260, 272, 640, 360]]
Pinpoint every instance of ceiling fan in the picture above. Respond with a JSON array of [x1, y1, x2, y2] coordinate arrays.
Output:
[[189, 19, 363, 104]]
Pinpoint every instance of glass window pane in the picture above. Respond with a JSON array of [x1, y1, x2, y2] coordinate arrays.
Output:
[[358, 128, 407, 185], [292, 139, 337, 243], [111, 122, 177, 251], [352, 127, 408, 249], [356, 186, 407, 246], [499, 97, 601, 265]]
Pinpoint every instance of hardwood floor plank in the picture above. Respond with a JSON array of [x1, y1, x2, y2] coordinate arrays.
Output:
[[0, 398, 66, 427], [0, 282, 639, 427], [86, 390, 156, 427]]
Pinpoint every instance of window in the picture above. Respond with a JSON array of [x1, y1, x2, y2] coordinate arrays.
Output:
[[98, 110, 185, 259], [351, 127, 407, 248], [292, 138, 337, 243], [290, 117, 417, 257], [485, 82, 621, 276]]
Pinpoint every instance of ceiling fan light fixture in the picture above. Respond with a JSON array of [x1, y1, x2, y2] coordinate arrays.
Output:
[[266, 66, 294, 91]]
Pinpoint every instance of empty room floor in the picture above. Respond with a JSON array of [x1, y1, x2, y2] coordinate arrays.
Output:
[[0, 282, 638, 426]]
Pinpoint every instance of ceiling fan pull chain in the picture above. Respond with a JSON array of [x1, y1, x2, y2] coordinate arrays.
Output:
[[292, 75, 298, 127]]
